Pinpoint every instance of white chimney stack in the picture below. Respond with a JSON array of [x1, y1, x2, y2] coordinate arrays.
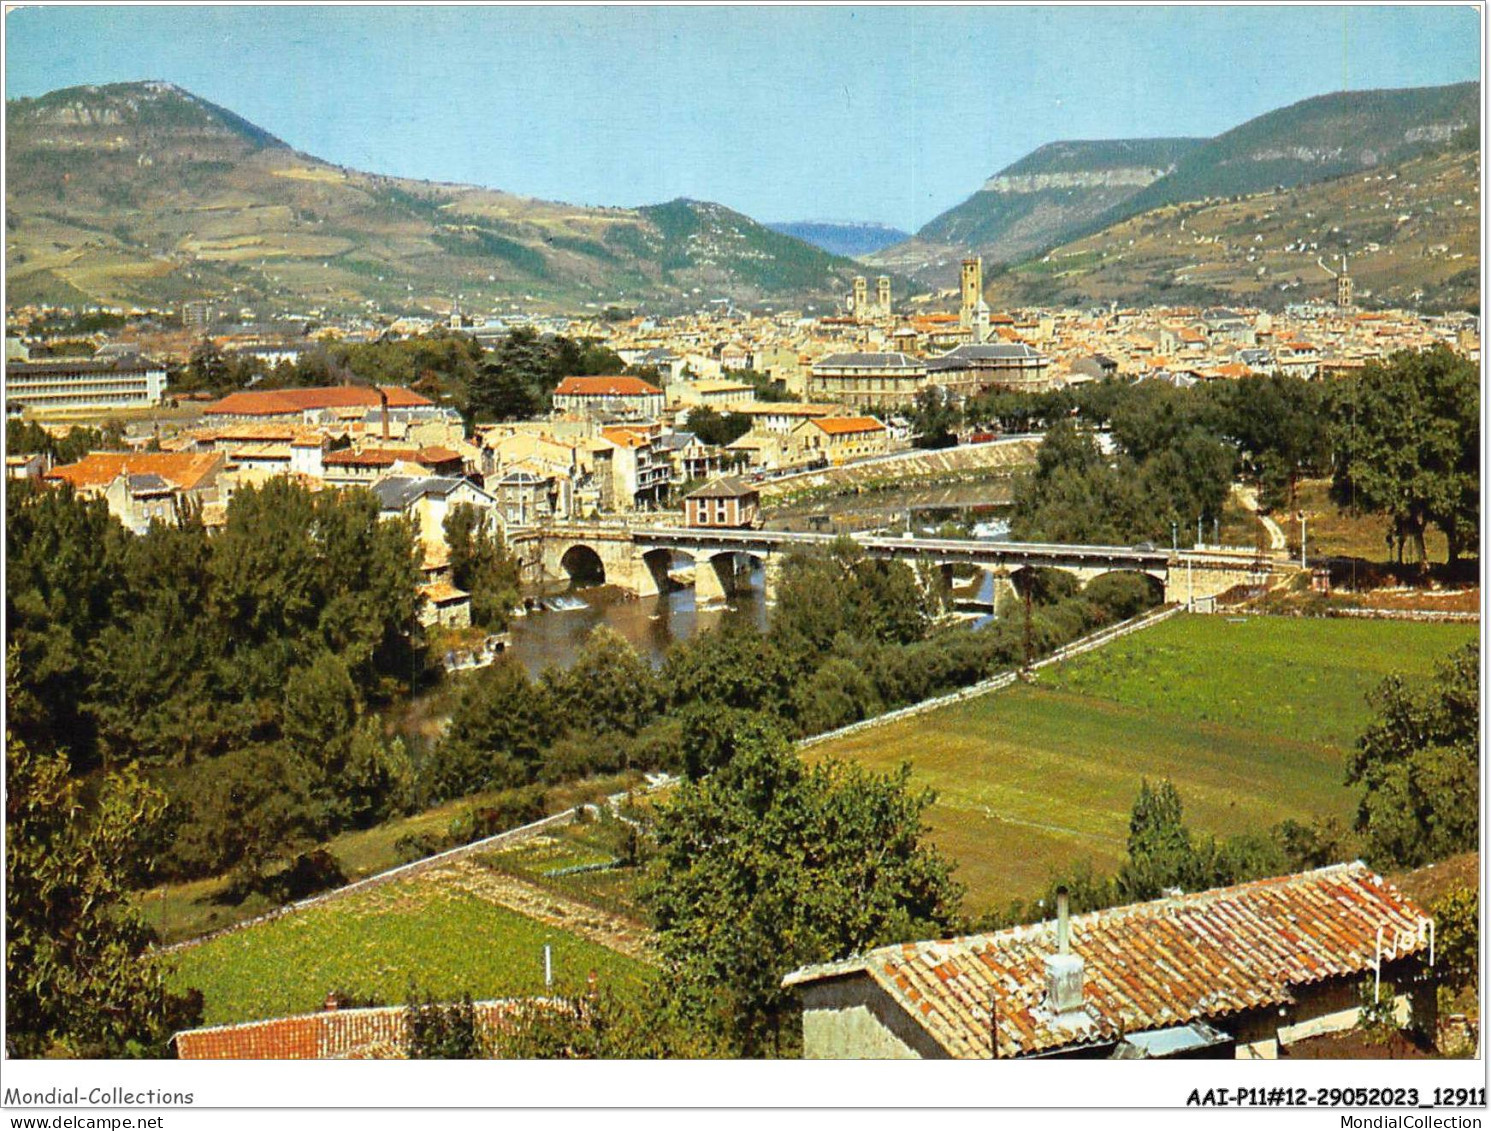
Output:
[[1044, 886, 1085, 1015]]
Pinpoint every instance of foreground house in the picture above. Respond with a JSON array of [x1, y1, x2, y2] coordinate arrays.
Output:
[[783, 863, 1434, 1060]]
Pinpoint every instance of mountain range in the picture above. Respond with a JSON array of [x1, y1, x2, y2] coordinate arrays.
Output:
[[3, 79, 1481, 315], [870, 81, 1480, 296], [5, 82, 887, 315], [764, 221, 911, 258]]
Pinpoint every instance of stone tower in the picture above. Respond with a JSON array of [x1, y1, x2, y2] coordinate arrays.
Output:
[[1336, 256, 1353, 309], [959, 258, 983, 328], [877, 276, 892, 318], [852, 275, 869, 321]]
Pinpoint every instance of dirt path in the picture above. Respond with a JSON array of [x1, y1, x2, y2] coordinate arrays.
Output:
[[1233, 483, 1286, 552], [427, 858, 655, 963]]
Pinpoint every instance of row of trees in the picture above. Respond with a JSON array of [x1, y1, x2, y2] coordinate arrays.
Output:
[[171, 327, 639, 427], [969, 346, 1478, 569], [7, 478, 425, 887]]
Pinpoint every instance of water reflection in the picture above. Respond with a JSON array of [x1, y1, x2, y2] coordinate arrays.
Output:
[[506, 566, 770, 674]]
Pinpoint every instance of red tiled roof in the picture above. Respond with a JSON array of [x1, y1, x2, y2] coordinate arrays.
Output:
[[553, 375, 662, 397], [811, 416, 886, 436], [45, 452, 224, 492], [784, 862, 1431, 1059], [173, 1001, 539, 1059], [323, 447, 417, 467], [205, 386, 432, 416]]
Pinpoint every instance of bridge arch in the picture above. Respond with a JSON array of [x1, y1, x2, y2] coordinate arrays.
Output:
[[559, 543, 607, 588], [642, 546, 696, 594], [1082, 568, 1166, 616], [696, 549, 768, 604]]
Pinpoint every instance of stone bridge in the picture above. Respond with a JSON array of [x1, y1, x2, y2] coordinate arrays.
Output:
[[511, 523, 1283, 609]]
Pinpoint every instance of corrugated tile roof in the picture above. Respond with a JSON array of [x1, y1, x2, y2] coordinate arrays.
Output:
[[46, 451, 224, 492], [172, 1001, 535, 1059], [784, 863, 1431, 1059], [553, 375, 662, 397], [811, 416, 887, 436], [205, 386, 432, 416]]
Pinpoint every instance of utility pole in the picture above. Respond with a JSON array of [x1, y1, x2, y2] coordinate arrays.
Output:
[[1171, 521, 1178, 553], [1196, 514, 1203, 549], [1022, 582, 1033, 671], [1299, 512, 1308, 569]]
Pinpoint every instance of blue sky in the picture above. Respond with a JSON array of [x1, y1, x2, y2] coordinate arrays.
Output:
[[4, 5, 1481, 231]]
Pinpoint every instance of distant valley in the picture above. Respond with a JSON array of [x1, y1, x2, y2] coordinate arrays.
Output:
[[765, 221, 911, 259]]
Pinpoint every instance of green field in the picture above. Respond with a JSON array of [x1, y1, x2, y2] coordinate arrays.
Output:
[[167, 873, 644, 1026], [812, 614, 1476, 912]]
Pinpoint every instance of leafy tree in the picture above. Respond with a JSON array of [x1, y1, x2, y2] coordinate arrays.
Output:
[[170, 743, 323, 891], [5, 482, 128, 766], [771, 539, 935, 665], [443, 502, 520, 629], [640, 726, 962, 1056], [6, 729, 202, 1057], [1115, 779, 1198, 901], [488, 980, 726, 1059], [685, 406, 752, 447], [184, 339, 229, 391], [1331, 345, 1480, 568], [661, 621, 796, 719], [1346, 640, 1479, 868], [408, 991, 486, 1059], [429, 658, 558, 799], [467, 327, 551, 422], [542, 627, 661, 740], [908, 385, 959, 449], [1207, 374, 1330, 510], [1430, 886, 1478, 994], [791, 656, 883, 736]]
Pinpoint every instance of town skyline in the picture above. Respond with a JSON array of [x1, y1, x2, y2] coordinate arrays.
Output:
[[5, 5, 1481, 231]]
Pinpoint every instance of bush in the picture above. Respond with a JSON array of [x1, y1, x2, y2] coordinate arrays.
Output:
[[393, 832, 448, 864], [446, 786, 548, 845], [268, 848, 348, 902], [1356, 979, 1402, 1045]]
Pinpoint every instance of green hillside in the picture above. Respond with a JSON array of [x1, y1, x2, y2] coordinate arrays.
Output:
[[1125, 82, 1481, 214], [5, 81, 880, 314], [887, 81, 1479, 299], [985, 144, 1480, 312]]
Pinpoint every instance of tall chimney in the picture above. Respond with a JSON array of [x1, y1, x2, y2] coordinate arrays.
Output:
[[1056, 886, 1071, 954], [1044, 885, 1085, 1015]]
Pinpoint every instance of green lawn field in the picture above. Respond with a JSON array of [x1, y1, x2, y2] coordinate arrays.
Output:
[[167, 873, 644, 1026], [812, 614, 1476, 913]]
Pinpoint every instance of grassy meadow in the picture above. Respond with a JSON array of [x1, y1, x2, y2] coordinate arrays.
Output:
[[811, 614, 1476, 913], [166, 870, 645, 1026]]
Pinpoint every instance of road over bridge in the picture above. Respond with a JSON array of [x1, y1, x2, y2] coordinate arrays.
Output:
[[514, 522, 1283, 608]]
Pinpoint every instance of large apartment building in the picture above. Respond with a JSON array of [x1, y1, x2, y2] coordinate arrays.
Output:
[[6, 356, 169, 413], [808, 352, 928, 409]]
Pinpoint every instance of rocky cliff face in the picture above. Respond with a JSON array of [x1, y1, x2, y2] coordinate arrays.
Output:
[[981, 167, 1175, 193]]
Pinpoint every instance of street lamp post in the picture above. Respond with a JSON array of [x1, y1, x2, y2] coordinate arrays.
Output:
[[1171, 521, 1178, 553], [1299, 512, 1308, 569]]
